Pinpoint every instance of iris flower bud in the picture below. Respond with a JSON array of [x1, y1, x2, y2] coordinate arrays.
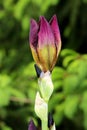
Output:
[[34, 92, 48, 121], [28, 120, 37, 130], [48, 113, 56, 130], [29, 15, 61, 72], [38, 71, 54, 102]]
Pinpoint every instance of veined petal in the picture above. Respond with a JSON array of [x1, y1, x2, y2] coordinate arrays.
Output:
[[37, 45, 57, 72], [36, 16, 57, 71], [29, 15, 62, 72], [29, 19, 41, 69], [29, 19, 39, 48], [38, 16, 55, 48], [49, 15, 61, 61], [49, 15, 61, 45], [30, 47, 42, 70]]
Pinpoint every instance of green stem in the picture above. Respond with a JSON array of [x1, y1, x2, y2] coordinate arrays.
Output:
[[42, 101, 48, 130], [42, 119, 48, 130]]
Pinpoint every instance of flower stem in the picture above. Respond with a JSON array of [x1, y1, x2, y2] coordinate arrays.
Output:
[[42, 119, 48, 130], [42, 102, 48, 130]]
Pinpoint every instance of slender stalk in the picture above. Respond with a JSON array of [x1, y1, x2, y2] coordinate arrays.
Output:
[[42, 119, 48, 130], [42, 102, 48, 130], [34, 66, 53, 130]]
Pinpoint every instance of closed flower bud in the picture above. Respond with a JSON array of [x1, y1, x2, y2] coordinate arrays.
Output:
[[48, 113, 56, 130], [28, 120, 37, 130], [48, 113, 54, 128], [29, 15, 61, 72], [38, 71, 54, 102], [34, 92, 48, 121]]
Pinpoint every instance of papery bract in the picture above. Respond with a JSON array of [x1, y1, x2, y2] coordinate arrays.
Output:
[[35, 92, 48, 121], [38, 71, 54, 102], [29, 15, 61, 72]]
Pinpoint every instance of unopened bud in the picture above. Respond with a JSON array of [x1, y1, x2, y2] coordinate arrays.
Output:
[[29, 15, 61, 72], [28, 120, 37, 130], [34, 92, 48, 121], [48, 113, 54, 128], [48, 113, 56, 130], [38, 71, 54, 102]]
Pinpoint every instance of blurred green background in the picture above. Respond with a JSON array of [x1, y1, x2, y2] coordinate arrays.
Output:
[[0, 0, 87, 130]]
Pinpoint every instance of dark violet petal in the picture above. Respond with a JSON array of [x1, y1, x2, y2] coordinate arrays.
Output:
[[48, 113, 54, 128], [29, 19, 39, 48], [28, 120, 37, 130], [49, 15, 61, 43], [38, 16, 55, 48]]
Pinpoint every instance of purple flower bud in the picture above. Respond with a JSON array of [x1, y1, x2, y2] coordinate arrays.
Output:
[[48, 113, 54, 128], [29, 15, 61, 72], [28, 120, 37, 130], [48, 113, 56, 130]]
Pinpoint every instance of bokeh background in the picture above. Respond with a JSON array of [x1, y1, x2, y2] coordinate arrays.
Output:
[[0, 0, 87, 130]]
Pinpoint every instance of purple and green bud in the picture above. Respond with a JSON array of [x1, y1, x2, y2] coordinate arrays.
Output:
[[29, 15, 61, 72], [34, 92, 48, 122], [28, 120, 37, 130], [48, 113, 56, 130], [48, 113, 54, 128], [38, 71, 54, 102]]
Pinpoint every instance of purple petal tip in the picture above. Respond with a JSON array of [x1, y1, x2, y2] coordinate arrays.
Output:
[[28, 120, 37, 130], [29, 19, 39, 48], [49, 14, 61, 43]]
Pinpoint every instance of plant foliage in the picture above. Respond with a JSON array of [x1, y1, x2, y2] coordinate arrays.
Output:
[[0, 0, 87, 130]]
